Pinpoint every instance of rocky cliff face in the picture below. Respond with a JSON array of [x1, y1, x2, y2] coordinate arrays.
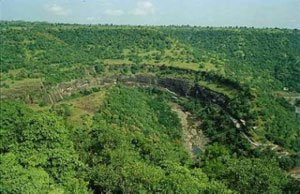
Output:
[[1, 72, 229, 109], [43, 75, 119, 103], [189, 85, 229, 106], [44, 73, 228, 107]]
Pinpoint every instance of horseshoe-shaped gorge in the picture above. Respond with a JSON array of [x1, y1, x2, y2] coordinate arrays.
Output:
[[1, 21, 299, 193]]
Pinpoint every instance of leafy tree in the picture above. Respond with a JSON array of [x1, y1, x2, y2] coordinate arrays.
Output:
[[221, 158, 288, 194], [0, 153, 52, 194], [0, 102, 89, 193], [94, 63, 104, 74]]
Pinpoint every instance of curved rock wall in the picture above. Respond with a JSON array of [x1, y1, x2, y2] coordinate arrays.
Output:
[[44, 73, 229, 109]]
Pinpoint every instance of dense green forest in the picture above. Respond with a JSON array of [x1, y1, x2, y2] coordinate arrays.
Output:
[[0, 21, 299, 193]]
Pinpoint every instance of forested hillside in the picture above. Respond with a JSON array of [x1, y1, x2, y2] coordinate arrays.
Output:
[[1, 21, 299, 91], [0, 21, 299, 193]]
